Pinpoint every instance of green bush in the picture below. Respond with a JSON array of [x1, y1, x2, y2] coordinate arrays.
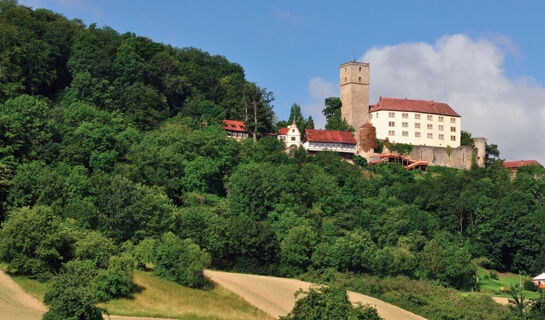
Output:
[[354, 156, 368, 168], [0, 206, 76, 280], [524, 280, 539, 292], [43, 286, 103, 320], [74, 231, 115, 268], [134, 238, 157, 269], [92, 267, 133, 302], [280, 286, 382, 320], [490, 270, 499, 280], [154, 232, 210, 288]]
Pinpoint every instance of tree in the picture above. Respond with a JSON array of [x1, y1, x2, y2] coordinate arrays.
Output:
[[485, 143, 501, 166], [243, 82, 274, 141], [306, 116, 315, 129], [281, 286, 382, 320], [322, 97, 354, 132], [288, 103, 306, 137], [0, 206, 76, 280], [154, 232, 210, 288], [461, 130, 474, 147]]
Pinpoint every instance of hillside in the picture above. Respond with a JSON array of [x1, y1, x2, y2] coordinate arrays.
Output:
[[0, 2, 545, 320]]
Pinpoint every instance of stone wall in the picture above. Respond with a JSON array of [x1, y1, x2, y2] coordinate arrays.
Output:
[[409, 145, 475, 169]]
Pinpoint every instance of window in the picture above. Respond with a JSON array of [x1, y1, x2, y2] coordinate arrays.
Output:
[[427, 124, 433, 130], [389, 121, 395, 127], [451, 135, 456, 141], [415, 114, 421, 120], [438, 116, 444, 122], [389, 130, 395, 136], [451, 118, 456, 123], [375, 113, 379, 118], [389, 112, 395, 118], [359, 77, 362, 82], [427, 115, 433, 121], [291, 137, 296, 141], [451, 127, 456, 132], [402, 131, 408, 137], [402, 122, 408, 128], [345, 77, 347, 82], [415, 123, 421, 129], [402, 113, 409, 119], [359, 66, 361, 71], [439, 134, 444, 140], [438, 125, 444, 131], [292, 129, 295, 133], [415, 132, 421, 137], [427, 133, 433, 139]]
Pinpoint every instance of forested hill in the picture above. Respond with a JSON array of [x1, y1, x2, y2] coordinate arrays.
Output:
[[0, 2, 274, 133], [1, 2, 545, 320]]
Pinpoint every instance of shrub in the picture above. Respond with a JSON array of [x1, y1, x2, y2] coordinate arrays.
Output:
[[524, 280, 539, 292], [92, 267, 133, 302], [43, 286, 102, 320], [280, 286, 382, 320], [134, 238, 156, 269], [154, 232, 210, 288], [74, 231, 115, 268], [354, 156, 368, 168], [490, 270, 499, 280], [0, 206, 76, 280]]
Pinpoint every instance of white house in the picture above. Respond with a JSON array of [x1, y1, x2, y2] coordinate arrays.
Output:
[[369, 97, 461, 148], [277, 120, 301, 149]]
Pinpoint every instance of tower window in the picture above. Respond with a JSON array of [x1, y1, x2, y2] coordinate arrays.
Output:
[[359, 67, 361, 71], [345, 77, 347, 82], [359, 77, 361, 82]]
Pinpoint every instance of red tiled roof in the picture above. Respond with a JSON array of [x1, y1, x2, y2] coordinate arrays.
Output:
[[278, 128, 289, 135], [503, 160, 542, 169], [304, 129, 356, 144], [370, 97, 460, 117], [222, 120, 249, 133]]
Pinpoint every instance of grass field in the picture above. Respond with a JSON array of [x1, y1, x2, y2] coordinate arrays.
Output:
[[99, 271, 274, 320], [477, 268, 540, 299], [1, 264, 273, 320]]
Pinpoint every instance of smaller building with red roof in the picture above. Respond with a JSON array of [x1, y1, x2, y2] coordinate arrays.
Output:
[[222, 120, 249, 140], [302, 129, 357, 158], [502, 160, 542, 174]]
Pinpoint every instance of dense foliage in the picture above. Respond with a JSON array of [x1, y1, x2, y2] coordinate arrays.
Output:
[[0, 3, 544, 319], [280, 286, 382, 320]]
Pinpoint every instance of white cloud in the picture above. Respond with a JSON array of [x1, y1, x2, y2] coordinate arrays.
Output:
[[301, 77, 337, 129], [361, 34, 545, 163]]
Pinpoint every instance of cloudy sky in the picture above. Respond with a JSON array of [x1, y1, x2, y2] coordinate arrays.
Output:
[[19, 0, 545, 162]]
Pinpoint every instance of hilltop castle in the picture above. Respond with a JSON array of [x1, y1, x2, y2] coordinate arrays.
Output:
[[340, 61, 486, 169]]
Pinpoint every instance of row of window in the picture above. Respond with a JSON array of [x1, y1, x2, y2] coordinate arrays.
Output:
[[377, 112, 457, 123], [387, 122, 457, 131], [308, 142, 356, 149], [387, 130, 457, 141]]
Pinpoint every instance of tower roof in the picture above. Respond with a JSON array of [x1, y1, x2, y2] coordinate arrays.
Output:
[[370, 97, 460, 117]]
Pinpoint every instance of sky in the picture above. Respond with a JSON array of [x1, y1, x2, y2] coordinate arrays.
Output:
[[19, 0, 545, 163]]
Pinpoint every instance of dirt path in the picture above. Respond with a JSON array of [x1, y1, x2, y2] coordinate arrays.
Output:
[[204, 270, 426, 320], [492, 297, 510, 305], [0, 270, 46, 320]]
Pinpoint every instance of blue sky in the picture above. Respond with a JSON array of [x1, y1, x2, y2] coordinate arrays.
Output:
[[20, 0, 545, 162]]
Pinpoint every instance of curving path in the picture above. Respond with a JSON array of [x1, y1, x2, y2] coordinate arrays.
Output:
[[204, 270, 427, 320], [0, 270, 46, 320]]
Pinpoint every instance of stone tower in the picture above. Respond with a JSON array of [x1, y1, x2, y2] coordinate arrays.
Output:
[[340, 61, 370, 132], [473, 137, 487, 168]]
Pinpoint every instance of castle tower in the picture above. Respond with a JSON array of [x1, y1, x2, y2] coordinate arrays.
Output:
[[340, 61, 370, 132]]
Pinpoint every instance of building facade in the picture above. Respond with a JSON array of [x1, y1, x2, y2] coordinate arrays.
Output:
[[369, 97, 461, 148], [302, 129, 357, 158], [221, 120, 250, 140], [277, 120, 301, 149]]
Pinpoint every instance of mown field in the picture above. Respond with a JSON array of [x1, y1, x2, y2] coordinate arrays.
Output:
[[1, 264, 272, 320]]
